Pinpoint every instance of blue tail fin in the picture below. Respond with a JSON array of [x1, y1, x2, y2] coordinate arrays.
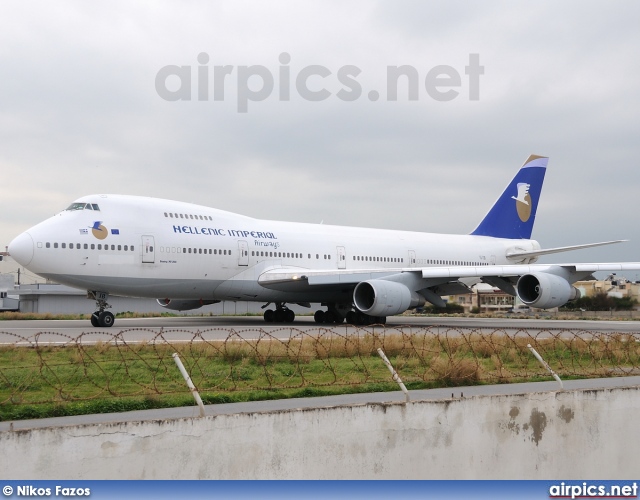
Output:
[[470, 155, 548, 239]]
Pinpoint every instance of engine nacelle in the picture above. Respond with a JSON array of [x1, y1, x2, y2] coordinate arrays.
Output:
[[516, 273, 580, 309], [157, 299, 219, 311], [353, 280, 425, 317]]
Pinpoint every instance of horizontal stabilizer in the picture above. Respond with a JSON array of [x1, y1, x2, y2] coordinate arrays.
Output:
[[506, 240, 627, 260]]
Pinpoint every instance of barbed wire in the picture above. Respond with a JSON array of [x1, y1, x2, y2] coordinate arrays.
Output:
[[1, 326, 639, 414]]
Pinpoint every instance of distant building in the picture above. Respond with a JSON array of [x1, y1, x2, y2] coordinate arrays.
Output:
[[446, 276, 640, 313], [0, 274, 19, 311], [447, 283, 515, 313], [573, 275, 640, 301]]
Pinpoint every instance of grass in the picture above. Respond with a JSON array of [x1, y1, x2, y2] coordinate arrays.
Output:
[[2, 331, 639, 421]]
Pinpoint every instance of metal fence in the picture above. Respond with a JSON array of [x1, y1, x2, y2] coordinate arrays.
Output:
[[1, 326, 639, 414]]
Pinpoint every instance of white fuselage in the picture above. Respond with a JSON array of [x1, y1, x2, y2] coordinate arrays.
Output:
[[10, 194, 540, 303]]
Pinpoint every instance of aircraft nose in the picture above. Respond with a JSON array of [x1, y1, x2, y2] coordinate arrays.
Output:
[[8, 232, 34, 266]]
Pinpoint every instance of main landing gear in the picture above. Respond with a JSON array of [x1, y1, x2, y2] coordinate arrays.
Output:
[[263, 302, 296, 323], [88, 291, 115, 328], [261, 302, 387, 326]]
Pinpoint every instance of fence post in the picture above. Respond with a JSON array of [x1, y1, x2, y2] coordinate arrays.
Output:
[[527, 344, 563, 390], [377, 348, 410, 402], [172, 352, 206, 417]]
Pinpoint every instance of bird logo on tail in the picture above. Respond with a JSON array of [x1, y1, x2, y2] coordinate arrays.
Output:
[[511, 183, 532, 222]]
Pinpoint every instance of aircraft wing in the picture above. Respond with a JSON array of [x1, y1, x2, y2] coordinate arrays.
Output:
[[258, 262, 640, 299], [260, 262, 640, 285]]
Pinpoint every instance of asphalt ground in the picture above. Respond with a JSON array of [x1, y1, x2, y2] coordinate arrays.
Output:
[[1, 315, 640, 345]]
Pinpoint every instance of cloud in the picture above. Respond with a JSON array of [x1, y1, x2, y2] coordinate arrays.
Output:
[[1, 0, 639, 265]]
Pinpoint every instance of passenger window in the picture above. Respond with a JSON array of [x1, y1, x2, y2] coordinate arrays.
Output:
[[62, 243, 66, 249], [46, 242, 50, 248]]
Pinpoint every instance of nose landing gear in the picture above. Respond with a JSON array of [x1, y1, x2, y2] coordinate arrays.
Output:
[[88, 291, 115, 328]]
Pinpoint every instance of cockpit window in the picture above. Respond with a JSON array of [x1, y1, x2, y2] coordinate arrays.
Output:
[[65, 202, 100, 211], [66, 203, 85, 211]]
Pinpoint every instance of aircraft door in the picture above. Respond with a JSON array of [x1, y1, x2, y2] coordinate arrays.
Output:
[[337, 246, 346, 269], [238, 240, 249, 266], [408, 250, 416, 267], [142, 235, 155, 263]]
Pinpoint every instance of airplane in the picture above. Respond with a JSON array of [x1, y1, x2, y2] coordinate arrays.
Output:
[[7, 155, 640, 328]]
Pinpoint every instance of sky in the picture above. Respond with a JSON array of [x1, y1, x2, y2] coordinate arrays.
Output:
[[1, 1, 640, 270]]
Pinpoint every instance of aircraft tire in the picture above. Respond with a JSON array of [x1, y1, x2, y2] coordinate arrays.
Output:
[[345, 311, 356, 325], [354, 311, 367, 325], [264, 309, 275, 322], [90, 312, 100, 327], [284, 309, 295, 323], [314, 310, 325, 323], [274, 309, 285, 322], [98, 311, 115, 328]]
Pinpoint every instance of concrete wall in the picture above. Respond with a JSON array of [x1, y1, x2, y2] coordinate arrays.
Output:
[[1, 386, 638, 479]]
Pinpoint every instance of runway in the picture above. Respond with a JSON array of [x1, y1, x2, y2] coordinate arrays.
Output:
[[1, 315, 640, 345]]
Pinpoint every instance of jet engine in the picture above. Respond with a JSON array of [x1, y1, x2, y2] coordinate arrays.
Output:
[[353, 280, 425, 316], [157, 299, 219, 311], [516, 273, 579, 309]]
